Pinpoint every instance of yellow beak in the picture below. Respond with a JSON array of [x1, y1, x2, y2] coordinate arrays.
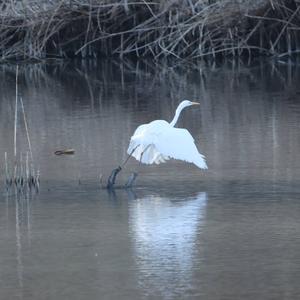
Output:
[[191, 102, 200, 105]]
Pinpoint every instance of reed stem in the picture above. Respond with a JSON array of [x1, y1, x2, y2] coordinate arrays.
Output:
[[13, 66, 19, 179], [20, 97, 34, 164]]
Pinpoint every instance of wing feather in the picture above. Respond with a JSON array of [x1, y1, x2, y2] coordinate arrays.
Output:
[[127, 121, 207, 169], [154, 127, 208, 169]]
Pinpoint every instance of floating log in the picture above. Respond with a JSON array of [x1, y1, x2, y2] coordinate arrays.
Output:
[[54, 149, 75, 155]]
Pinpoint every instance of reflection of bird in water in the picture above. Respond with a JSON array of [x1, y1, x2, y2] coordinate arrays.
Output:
[[107, 100, 207, 188], [129, 192, 207, 299], [127, 100, 208, 169]]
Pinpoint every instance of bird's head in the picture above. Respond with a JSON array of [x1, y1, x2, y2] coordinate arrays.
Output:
[[180, 100, 200, 108], [170, 100, 200, 127]]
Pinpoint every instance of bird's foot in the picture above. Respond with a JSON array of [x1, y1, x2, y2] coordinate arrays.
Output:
[[125, 172, 138, 188], [106, 166, 122, 189]]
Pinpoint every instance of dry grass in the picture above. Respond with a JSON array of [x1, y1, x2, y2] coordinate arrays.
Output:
[[0, 0, 300, 61], [4, 65, 39, 192]]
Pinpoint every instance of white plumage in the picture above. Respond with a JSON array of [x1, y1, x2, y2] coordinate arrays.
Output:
[[127, 100, 208, 169]]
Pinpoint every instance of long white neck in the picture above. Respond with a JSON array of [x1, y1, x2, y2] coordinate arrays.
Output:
[[170, 103, 187, 127]]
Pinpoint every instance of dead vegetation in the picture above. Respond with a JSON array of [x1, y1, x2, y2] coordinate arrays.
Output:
[[0, 0, 300, 61], [4, 66, 40, 193]]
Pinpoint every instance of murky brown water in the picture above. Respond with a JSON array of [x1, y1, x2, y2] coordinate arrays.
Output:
[[0, 59, 300, 299]]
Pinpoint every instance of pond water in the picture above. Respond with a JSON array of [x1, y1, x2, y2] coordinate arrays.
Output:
[[0, 59, 300, 299]]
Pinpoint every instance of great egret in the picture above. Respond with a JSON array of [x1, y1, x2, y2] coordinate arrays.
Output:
[[106, 100, 207, 189], [127, 100, 208, 169]]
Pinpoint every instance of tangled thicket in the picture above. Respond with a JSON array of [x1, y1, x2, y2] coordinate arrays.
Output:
[[0, 0, 300, 61]]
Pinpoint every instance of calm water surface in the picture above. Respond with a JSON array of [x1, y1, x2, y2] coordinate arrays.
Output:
[[0, 60, 300, 299]]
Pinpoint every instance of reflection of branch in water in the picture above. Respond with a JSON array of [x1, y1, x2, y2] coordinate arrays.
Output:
[[75, 68, 95, 109], [5, 191, 9, 223], [11, 191, 33, 297], [15, 193, 24, 294], [26, 190, 32, 245]]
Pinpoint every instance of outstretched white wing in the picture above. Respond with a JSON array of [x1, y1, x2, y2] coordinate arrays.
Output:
[[127, 121, 207, 169], [154, 127, 208, 169]]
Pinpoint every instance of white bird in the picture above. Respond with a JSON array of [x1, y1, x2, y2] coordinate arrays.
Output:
[[127, 100, 207, 169]]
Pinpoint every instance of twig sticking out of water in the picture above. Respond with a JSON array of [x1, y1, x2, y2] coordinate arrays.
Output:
[[4, 152, 12, 189], [20, 97, 33, 163], [26, 152, 29, 183]]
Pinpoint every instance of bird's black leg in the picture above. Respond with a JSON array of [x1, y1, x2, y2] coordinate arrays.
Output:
[[138, 144, 151, 165], [106, 166, 122, 189], [125, 145, 151, 188], [125, 172, 138, 188], [121, 145, 140, 168], [106, 145, 139, 189]]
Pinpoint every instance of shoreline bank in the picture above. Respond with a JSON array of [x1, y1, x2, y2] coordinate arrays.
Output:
[[0, 0, 299, 62]]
